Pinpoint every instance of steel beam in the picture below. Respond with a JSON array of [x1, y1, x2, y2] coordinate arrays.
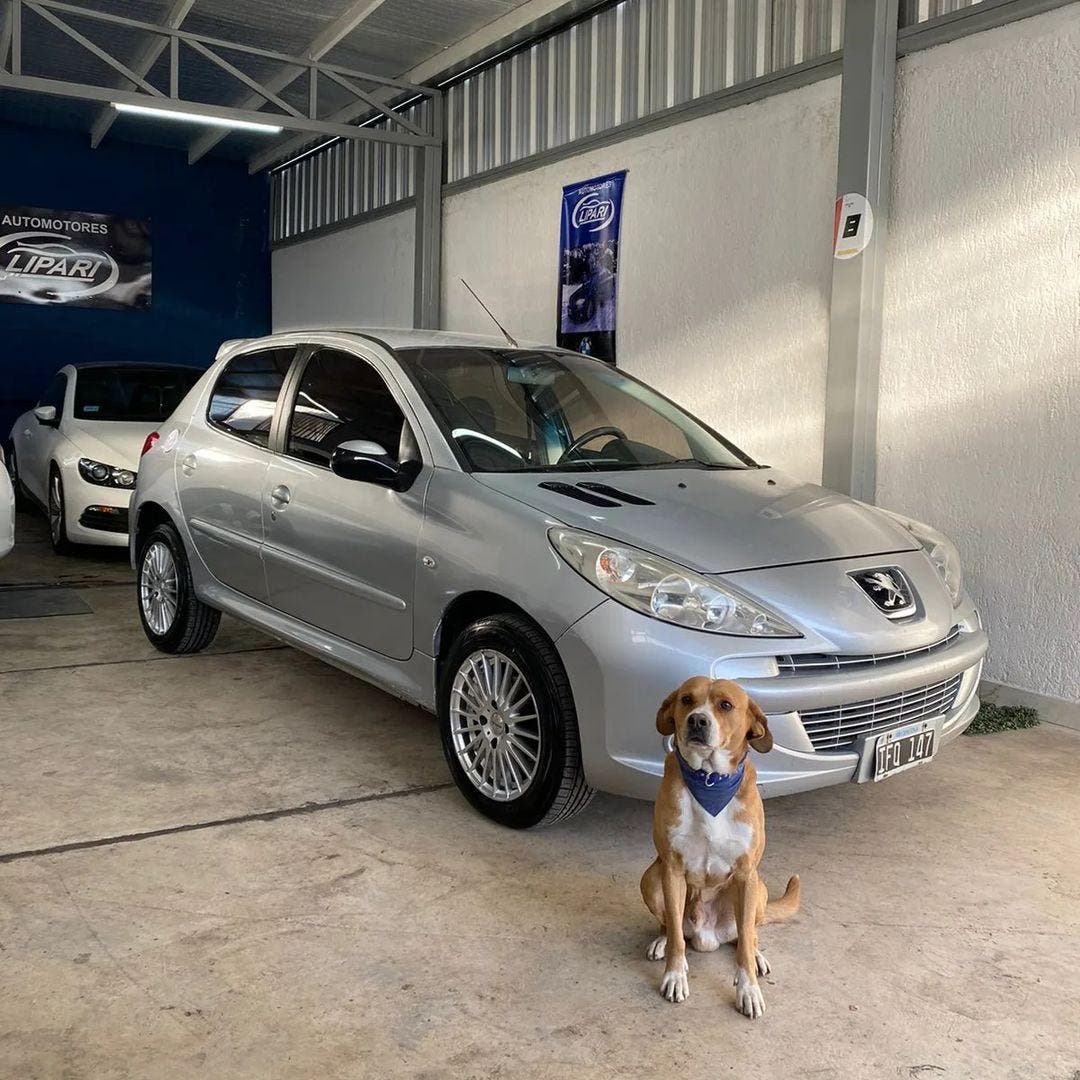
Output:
[[821, 0, 898, 503], [88, 0, 195, 149], [0, 1, 13, 72], [413, 92, 443, 329], [248, 0, 584, 174], [0, 70, 440, 145], [187, 0, 391, 164]]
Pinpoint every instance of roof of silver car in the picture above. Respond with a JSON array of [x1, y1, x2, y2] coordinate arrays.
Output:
[[331, 328, 556, 351]]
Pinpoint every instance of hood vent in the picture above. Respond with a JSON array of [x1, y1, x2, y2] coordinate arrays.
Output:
[[538, 481, 620, 507], [576, 482, 654, 506], [537, 480, 655, 508]]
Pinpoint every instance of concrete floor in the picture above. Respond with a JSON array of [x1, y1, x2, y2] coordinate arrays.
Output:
[[1, 508, 1078, 1080]]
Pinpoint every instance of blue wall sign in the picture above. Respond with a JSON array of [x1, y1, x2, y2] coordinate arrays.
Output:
[[557, 170, 626, 363]]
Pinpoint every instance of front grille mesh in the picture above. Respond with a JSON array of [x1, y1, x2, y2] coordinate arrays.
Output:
[[800, 674, 964, 752], [777, 627, 961, 675]]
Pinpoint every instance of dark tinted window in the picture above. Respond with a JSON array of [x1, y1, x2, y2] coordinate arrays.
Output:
[[73, 366, 201, 422], [39, 372, 67, 414], [207, 348, 294, 446], [287, 349, 406, 467]]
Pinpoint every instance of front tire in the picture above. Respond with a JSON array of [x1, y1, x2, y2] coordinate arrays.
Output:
[[136, 522, 220, 654], [438, 613, 594, 828], [48, 468, 75, 555]]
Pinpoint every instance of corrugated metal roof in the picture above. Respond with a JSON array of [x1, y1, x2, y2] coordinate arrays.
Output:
[[0, 0, 539, 161]]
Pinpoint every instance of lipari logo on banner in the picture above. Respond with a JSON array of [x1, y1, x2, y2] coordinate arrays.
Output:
[[0, 206, 152, 310], [557, 170, 626, 363]]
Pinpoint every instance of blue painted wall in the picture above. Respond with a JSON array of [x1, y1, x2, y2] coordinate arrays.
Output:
[[0, 122, 270, 439]]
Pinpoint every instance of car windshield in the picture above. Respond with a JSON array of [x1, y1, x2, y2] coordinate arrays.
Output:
[[73, 366, 201, 422], [395, 347, 756, 473]]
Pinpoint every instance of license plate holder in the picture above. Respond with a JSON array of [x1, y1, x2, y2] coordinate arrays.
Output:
[[853, 718, 942, 783]]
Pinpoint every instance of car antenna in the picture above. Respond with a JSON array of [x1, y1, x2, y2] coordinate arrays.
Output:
[[460, 279, 519, 347]]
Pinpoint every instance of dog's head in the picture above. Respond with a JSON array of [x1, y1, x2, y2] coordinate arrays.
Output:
[[655, 677, 772, 771]]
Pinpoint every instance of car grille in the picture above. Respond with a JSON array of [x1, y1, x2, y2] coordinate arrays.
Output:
[[777, 626, 961, 675], [799, 673, 964, 752]]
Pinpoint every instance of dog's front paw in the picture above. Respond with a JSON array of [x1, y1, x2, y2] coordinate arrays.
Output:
[[646, 935, 667, 961], [734, 967, 765, 1019], [659, 960, 689, 1003], [755, 950, 770, 976]]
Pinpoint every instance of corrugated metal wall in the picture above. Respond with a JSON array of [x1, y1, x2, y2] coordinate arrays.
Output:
[[900, 0, 991, 24], [446, 0, 846, 184], [271, 0, 996, 244], [271, 98, 434, 243]]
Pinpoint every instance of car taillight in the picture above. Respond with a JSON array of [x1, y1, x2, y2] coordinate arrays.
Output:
[[141, 431, 160, 457]]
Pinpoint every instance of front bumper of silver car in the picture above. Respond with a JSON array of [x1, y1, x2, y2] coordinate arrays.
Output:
[[557, 587, 988, 802]]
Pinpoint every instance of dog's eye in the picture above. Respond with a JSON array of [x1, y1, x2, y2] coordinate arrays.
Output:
[[719, 700, 734, 711], [680, 694, 693, 706]]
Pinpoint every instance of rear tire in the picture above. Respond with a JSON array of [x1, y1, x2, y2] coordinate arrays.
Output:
[[438, 613, 594, 828], [136, 521, 220, 654]]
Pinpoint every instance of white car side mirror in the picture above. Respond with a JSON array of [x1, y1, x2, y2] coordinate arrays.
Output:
[[33, 405, 58, 427]]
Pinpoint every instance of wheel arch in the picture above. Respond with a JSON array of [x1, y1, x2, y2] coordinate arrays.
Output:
[[133, 501, 178, 556], [434, 591, 547, 673]]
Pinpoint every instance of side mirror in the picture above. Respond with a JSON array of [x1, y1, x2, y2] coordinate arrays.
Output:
[[330, 440, 418, 491], [33, 405, 59, 427]]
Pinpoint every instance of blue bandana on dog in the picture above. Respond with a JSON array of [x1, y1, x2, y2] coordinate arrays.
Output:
[[674, 746, 746, 817]]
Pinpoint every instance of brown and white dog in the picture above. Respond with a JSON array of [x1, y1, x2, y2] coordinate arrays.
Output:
[[640, 676, 800, 1017]]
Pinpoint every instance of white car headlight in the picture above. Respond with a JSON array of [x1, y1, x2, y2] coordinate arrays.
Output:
[[880, 509, 963, 606], [549, 528, 801, 637], [78, 458, 137, 489]]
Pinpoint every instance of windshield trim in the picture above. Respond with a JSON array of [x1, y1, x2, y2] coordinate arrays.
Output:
[[392, 346, 759, 475]]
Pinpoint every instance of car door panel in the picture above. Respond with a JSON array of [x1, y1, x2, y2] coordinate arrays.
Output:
[[262, 347, 425, 661], [175, 347, 294, 601]]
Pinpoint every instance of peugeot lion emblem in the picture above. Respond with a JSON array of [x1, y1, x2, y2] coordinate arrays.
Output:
[[849, 567, 916, 620]]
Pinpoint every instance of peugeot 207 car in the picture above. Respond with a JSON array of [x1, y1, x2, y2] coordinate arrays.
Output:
[[130, 330, 988, 828], [8, 363, 201, 552]]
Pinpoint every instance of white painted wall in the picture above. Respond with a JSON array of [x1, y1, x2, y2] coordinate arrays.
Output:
[[441, 78, 841, 482], [272, 208, 415, 330], [878, 5, 1080, 702]]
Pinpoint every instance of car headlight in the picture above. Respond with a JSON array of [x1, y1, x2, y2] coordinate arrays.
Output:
[[879, 509, 963, 606], [78, 458, 137, 489], [549, 528, 801, 637]]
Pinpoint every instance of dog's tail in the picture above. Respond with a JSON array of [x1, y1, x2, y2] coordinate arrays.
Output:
[[762, 875, 801, 924]]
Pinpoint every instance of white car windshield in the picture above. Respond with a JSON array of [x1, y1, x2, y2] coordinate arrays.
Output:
[[395, 347, 756, 473], [74, 366, 201, 423]]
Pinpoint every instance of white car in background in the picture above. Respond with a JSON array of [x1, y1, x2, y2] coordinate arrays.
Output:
[[7, 363, 201, 553], [0, 446, 13, 559]]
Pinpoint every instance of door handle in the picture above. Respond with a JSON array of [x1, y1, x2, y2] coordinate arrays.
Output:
[[180, 454, 197, 475], [269, 484, 291, 509]]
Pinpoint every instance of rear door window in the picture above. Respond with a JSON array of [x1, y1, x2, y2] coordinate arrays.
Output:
[[207, 348, 294, 447]]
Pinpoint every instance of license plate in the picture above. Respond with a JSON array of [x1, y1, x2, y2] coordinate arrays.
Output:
[[873, 719, 937, 781]]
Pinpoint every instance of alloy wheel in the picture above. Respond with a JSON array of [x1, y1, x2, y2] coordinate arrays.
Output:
[[48, 474, 63, 545], [140, 541, 179, 636], [449, 649, 542, 802]]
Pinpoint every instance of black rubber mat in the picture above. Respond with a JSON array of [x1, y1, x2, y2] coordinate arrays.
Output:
[[0, 587, 93, 620]]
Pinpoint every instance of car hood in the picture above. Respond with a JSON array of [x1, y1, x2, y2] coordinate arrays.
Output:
[[474, 468, 919, 573], [66, 420, 151, 471]]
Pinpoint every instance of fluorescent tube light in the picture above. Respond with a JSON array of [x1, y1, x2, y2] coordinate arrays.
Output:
[[111, 102, 283, 134]]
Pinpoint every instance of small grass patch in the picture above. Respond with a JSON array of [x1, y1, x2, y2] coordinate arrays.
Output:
[[964, 701, 1040, 736]]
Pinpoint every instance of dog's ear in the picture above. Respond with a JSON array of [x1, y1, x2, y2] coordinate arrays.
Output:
[[748, 699, 773, 753], [656, 689, 678, 736]]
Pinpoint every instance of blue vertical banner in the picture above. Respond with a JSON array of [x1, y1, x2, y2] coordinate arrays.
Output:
[[557, 170, 627, 363]]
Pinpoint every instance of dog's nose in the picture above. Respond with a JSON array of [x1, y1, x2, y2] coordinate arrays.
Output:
[[687, 711, 710, 733]]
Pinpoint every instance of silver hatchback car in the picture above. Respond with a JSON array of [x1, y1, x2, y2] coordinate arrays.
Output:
[[132, 329, 988, 827]]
